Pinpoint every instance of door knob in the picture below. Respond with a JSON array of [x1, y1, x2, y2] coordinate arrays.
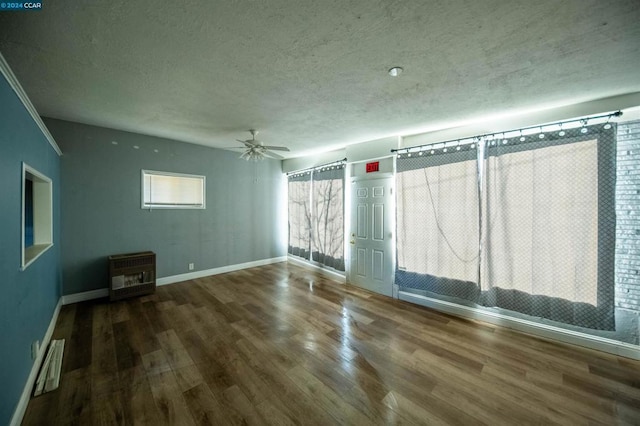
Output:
[[350, 240, 355, 245]]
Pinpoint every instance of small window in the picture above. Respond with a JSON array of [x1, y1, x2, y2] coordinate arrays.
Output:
[[142, 170, 205, 209], [22, 163, 53, 270]]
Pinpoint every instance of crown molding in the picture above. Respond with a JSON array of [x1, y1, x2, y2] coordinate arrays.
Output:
[[0, 52, 62, 156]]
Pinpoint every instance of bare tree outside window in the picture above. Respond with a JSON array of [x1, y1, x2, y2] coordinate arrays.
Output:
[[288, 176, 311, 260], [287, 166, 345, 271], [312, 173, 345, 271]]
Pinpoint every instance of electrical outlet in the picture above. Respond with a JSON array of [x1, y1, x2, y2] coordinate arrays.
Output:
[[188, 263, 194, 271], [31, 340, 40, 360]]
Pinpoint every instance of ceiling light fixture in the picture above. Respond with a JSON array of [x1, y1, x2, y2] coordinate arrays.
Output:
[[239, 146, 266, 161], [388, 66, 403, 77]]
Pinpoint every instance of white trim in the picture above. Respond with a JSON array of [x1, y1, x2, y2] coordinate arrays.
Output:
[[157, 256, 287, 286], [399, 291, 640, 360], [0, 53, 62, 156], [21, 244, 54, 271], [61, 288, 108, 305], [349, 171, 395, 181], [348, 154, 395, 164], [21, 163, 54, 271], [21, 163, 25, 269], [287, 255, 347, 283], [10, 297, 62, 426], [61, 257, 289, 304]]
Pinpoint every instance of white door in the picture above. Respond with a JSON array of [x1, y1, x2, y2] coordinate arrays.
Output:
[[349, 177, 394, 296]]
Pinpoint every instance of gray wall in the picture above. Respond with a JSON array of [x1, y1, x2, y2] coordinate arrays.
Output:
[[44, 118, 286, 295], [0, 75, 61, 425]]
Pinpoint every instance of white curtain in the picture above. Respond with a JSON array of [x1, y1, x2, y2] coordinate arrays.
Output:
[[288, 174, 311, 259], [482, 140, 599, 305], [288, 166, 345, 270], [312, 167, 345, 271], [397, 158, 479, 283], [396, 124, 616, 330]]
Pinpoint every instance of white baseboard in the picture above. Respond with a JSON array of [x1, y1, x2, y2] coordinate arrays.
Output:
[[156, 256, 288, 286], [61, 257, 289, 304], [287, 255, 347, 283], [399, 291, 640, 360], [10, 297, 62, 426], [61, 288, 108, 305]]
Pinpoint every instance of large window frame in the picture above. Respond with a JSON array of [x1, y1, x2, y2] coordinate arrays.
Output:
[[141, 169, 206, 210]]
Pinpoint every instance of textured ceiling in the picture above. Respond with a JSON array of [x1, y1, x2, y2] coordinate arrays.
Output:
[[1, 0, 639, 158]]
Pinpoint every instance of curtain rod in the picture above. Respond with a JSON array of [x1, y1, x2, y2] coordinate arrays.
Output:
[[286, 158, 348, 176], [391, 111, 622, 154]]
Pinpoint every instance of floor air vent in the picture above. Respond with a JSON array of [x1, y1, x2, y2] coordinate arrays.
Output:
[[34, 339, 65, 396]]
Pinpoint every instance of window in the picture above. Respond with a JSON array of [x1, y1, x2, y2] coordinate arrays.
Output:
[[287, 164, 346, 271], [479, 128, 616, 331], [396, 124, 616, 330], [22, 163, 53, 270], [142, 170, 205, 209], [396, 148, 481, 302], [397, 152, 480, 283], [311, 167, 345, 271], [287, 172, 312, 259], [483, 139, 600, 305]]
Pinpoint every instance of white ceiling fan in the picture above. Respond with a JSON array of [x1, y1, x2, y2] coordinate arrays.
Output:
[[232, 129, 289, 161]]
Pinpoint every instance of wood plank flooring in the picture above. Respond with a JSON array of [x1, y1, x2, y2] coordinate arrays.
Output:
[[23, 262, 640, 425]]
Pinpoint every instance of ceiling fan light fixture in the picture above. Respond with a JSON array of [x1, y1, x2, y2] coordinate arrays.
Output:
[[234, 129, 288, 161], [240, 147, 265, 161]]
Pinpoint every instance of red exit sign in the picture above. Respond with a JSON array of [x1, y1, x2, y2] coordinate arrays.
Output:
[[366, 161, 379, 173]]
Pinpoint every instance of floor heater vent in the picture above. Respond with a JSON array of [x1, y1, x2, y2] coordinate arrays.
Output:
[[34, 339, 65, 396]]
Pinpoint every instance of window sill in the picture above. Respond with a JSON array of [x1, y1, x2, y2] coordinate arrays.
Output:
[[22, 243, 53, 271], [141, 205, 205, 210]]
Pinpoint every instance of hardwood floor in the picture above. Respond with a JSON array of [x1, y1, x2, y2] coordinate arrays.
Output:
[[23, 262, 640, 425]]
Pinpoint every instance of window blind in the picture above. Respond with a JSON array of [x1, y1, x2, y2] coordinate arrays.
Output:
[[142, 170, 205, 208]]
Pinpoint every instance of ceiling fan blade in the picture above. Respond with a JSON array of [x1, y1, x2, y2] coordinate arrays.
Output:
[[263, 146, 290, 151], [236, 139, 255, 147], [263, 150, 284, 160]]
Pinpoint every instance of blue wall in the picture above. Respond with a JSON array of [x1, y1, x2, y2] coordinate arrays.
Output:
[[0, 77, 61, 424], [43, 118, 286, 295]]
